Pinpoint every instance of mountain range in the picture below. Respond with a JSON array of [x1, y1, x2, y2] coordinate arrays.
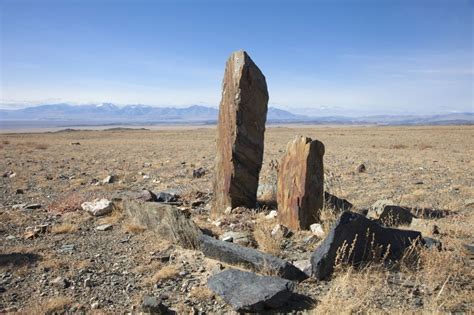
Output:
[[0, 103, 472, 126]]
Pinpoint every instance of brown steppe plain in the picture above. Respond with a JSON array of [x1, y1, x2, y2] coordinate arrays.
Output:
[[1, 125, 473, 313]]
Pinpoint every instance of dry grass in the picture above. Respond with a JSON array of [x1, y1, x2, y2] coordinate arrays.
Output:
[[122, 221, 147, 234], [97, 209, 123, 225], [35, 143, 49, 150], [147, 265, 180, 284], [21, 296, 74, 314], [51, 222, 78, 234], [253, 219, 282, 256], [189, 286, 215, 301], [390, 144, 408, 149], [48, 192, 86, 213]]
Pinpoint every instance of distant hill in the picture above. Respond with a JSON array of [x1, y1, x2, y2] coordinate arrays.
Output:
[[0, 103, 307, 123], [0, 103, 472, 126]]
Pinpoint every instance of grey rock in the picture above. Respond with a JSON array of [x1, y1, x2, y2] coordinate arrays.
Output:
[[199, 234, 307, 281], [142, 295, 165, 314], [81, 199, 113, 216], [368, 199, 414, 226], [135, 189, 157, 202], [123, 199, 201, 249], [357, 164, 366, 173], [102, 175, 116, 184], [58, 244, 75, 253], [311, 211, 423, 280], [95, 224, 113, 231], [156, 192, 179, 203], [293, 260, 312, 277], [423, 237, 442, 250], [192, 167, 206, 178], [220, 231, 251, 246], [207, 269, 294, 312], [309, 223, 325, 238]]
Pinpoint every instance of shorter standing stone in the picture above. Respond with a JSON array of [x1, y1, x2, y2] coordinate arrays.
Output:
[[207, 269, 294, 312], [277, 136, 325, 230]]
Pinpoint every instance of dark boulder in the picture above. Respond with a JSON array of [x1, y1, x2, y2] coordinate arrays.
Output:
[[311, 211, 422, 280], [207, 269, 294, 312], [324, 192, 353, 212]]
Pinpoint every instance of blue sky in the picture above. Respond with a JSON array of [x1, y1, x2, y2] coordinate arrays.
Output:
[[1, 0, 472, 115]]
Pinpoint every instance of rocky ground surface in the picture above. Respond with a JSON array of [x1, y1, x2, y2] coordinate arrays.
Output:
[[0, 126, 473, 314]]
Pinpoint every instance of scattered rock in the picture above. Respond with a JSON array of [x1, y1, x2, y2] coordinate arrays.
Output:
[[271, 224, 291, 238], [324, 192, 353, 212], [142, 295, 165, 314], [277, 136, 325, 230], [357, 164, 366, 173], [309, 223, 325, 238], [58, 244, 75, 253], [462, 243, 474, 257], [192, 167, 206, 178], [71, 142, 81, 145], [5, 235, 15, 240], [2, 170, 16, 178], [81, 199, 113, 216], [423, 237, 442, 250], [212, 50, 269, 216], [15, 189, 24, 194], [266, 210, 278, 219], [207, 269, 294, 312], [293, 260, 312, 277], [199, 234, 307, 281], [135, 189, 157, 202], [123, 199, 201, 249], [51, 276, 70, 289], [219, 231, 251, 246], [368, 204, 414, 226], [156, 191, 179, 203], [432, 225, 440, 235], [411, 207, 450, 219], [95, 224, 113, 231], [311, 211, 423, 280], [102, 175, 116, 184], [13, 203, 42, 211]]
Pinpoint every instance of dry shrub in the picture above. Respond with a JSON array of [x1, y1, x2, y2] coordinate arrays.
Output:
[[148, 265, 180, 283], [122, 221, 147, 234], [314, 265, 391, 313], [35, 143, 49, 150], [417, 143, 433, 150], [22, 296, 74, 314], [253, 220, 282, 256], [189, 286, 215, 301], [51, 223, 78, 234], [48, 192, 86, 213], [402, 240, 473, 313], [2, 140, 10, 144], [320, 206, 339, 237], [390, 144, 408, 149], [97, 209, 123, 225]]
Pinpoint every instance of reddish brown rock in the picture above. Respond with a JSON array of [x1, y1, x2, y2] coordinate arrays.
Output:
[[212, 50, 269, 217], [277, 136, 325, 230]]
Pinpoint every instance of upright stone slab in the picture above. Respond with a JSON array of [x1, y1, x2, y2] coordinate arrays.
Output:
[[277, 136, 325, 230], [212, 50, 269, 216]]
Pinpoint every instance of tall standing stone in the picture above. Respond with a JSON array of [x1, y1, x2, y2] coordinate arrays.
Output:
[[277, 136, 325, 230], [212, 50, 269, 216]]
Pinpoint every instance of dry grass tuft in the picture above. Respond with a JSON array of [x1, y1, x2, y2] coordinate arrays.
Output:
[[34, 143, 49, 150], [148, 265, 180, 284], [122, 221, 147, 234], [253, 219, 282, 256], [51, 223, 78, 234], [97, 209, 123, 225], [320, 206, 339, 237], [2, 140, 10, 145], [189, 286, 215, 301], [390, 144, 408, 149], [48, 192, 86, 213], [22, 296, 74, 314]]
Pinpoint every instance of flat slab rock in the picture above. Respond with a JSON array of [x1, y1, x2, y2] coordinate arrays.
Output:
[[311, 211, 423, 280], [207, 269, 294, 312], [199, 234, 307, 282]]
